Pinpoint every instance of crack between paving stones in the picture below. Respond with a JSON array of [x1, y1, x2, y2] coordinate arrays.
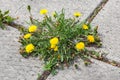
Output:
[[4, 0, 120, 80], [88, 51, 120, 68], [37, 70, 51, 80], [4, 22, 27, 31], [86, 0, 109, 24], [94, 56, 120, 68]]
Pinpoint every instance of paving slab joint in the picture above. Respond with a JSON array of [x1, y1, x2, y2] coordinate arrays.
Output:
[[89, 52, 120, 68], [4, 22, 27, 31], [86, 0, 109, 24]]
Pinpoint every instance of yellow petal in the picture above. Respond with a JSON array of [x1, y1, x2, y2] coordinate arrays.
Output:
[[75, 42, 85, 50], [50, 37, 59, 45], [54, 46, 58, 51], [87, 35, 95, 43], [28, 25, 37, 33], [82, 24, 88, 30], [25, 44, 35, 53], [50, 44, 56, 49], [24, 33, 31, 39], [40, 9, 48, 15], [74, 12, 82, 17]]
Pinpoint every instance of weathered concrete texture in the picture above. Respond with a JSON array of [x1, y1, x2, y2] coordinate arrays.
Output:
[[0, 27, 43, 80], [91, 0, 120, 62], [0, 0, 102, 28], [0, 0, 105, 80], [1, 0, 120, 80], [47, 59, 120, 80]]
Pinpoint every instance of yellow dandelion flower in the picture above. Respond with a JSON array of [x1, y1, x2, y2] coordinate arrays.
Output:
[[25, 44, 35, 53], [40, 9, 48, 15], [50, 37, 59, 45], [24, 33, 31, 39], [74, 12, 82, 17], [28, 25, 37, 33], [75, 42, 85, 50], [54, 46, 58, 51], [50, 44, 56, 49], [87, 35, 95, 43], [82, 24, 88, 30]]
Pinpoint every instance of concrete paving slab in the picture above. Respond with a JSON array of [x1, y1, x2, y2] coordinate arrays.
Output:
[[91, 0, 120, 62], [47, 59, 120, 80], [1, 0, 120, 80], [0, 27, 44, 80], [0, 0, 102, 28]]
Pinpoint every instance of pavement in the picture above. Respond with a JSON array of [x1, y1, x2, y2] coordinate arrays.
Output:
[[0, 0, 120, 80], [0, 0, 102, 27], [0, 27, 44, 80], [92, 0, 120, 62]]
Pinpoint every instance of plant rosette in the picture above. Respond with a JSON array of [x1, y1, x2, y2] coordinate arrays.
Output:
[[19, 9, 102, 75], [0, 9, 15, 29]]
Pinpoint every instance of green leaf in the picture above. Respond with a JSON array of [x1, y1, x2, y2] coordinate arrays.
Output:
[[4, 10, 9, 15], [5, 16, 14, 23], [61, 54, 64, 62], [0, 22, 6, 29], [19, 8, 102, 75]]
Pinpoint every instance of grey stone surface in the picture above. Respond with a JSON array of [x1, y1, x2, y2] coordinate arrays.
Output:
[[91, 0, 120, 62], [1, 0, 120, 80], [47, 59, 120, 80], [0, 0, 102, 28], [0, 27, 44, 80]]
